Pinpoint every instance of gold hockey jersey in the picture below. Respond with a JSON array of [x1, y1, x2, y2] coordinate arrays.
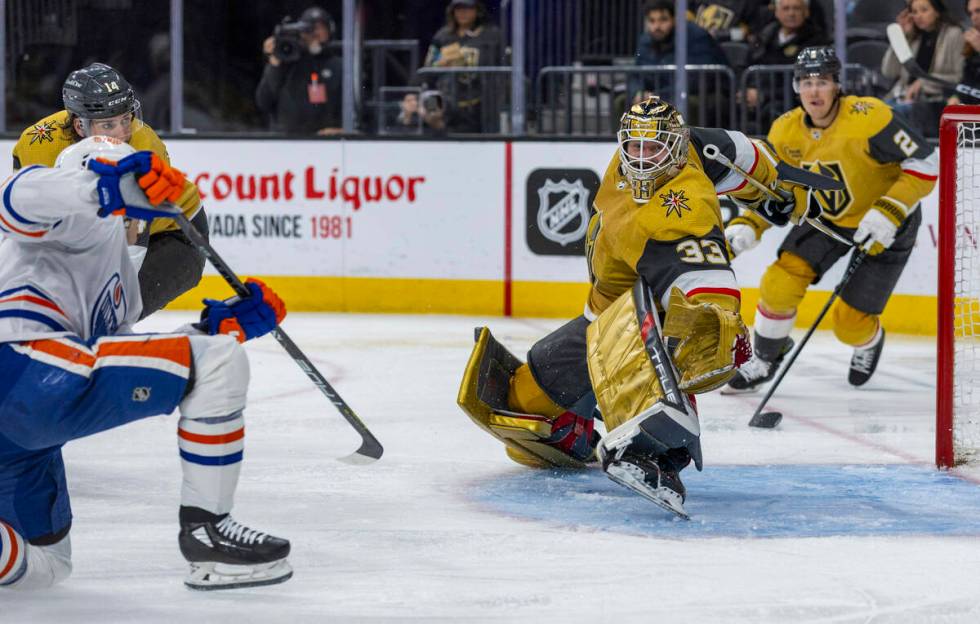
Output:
[[12, 110, 197, 236], [763, 95, 938, 230], [586, 127, 779, 317]]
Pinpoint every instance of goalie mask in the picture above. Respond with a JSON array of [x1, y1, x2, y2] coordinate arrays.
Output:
[[617, 97, 689, 203]]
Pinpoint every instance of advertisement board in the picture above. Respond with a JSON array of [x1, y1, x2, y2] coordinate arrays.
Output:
[[0, 138, 941, 332]]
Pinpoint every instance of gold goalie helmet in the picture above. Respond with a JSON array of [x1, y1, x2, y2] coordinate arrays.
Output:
[[617, 96, 690, 203]]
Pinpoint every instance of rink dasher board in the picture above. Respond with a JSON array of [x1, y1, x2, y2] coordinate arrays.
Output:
[[0, 139, 944, 333]]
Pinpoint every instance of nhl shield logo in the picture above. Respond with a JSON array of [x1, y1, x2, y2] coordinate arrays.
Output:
[[537, 178, 590, 246], [132, 387, 151, 402], [526, 169, 600, 256]]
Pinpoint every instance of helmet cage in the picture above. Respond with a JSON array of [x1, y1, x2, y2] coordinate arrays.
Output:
[[617, 126, 688, 182]]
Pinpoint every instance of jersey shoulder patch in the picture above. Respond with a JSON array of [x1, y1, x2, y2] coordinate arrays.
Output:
[[840, 95, 892, 133], [13, 111, 74, 167]]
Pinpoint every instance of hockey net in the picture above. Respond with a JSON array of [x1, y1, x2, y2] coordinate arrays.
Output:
[[938, 106, 980, 468]]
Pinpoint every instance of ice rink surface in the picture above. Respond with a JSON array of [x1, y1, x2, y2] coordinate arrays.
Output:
[[7, 311, 980, 623]]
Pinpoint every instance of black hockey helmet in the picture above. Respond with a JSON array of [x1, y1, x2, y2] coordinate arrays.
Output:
[[793, 46, 842, 90], [62, 63, 137, 119]]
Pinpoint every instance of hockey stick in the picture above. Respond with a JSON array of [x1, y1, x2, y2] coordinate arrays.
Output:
[[886, 24, 980, 100], [701, 144, 853, 246], [168, 209, 384, 464], [748, 249, 868, 428]]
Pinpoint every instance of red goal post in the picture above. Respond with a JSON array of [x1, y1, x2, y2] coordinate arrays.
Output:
[[938, 105, 980, 468]]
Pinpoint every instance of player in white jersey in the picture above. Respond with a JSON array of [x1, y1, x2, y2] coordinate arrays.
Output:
[[0, 136, 293, 591]]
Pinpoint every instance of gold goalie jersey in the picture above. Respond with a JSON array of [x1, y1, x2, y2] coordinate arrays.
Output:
[[765, 95, 938, 230], [586, 127, 779, 318], [12, 110, 200, 236]]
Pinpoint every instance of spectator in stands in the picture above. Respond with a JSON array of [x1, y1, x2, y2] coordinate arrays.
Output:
[[255, 6, 344, 135], [693, 0, 766, 43], [392, 90, 449, 136], [881, 0, 964, 126], [742, 0, 829, 108], [628, 0, 730, 107], [950, 0, 980, 105], [412, 0, 504, 133]]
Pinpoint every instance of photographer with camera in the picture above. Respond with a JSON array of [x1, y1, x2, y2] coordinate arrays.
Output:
[[393, 90, 448, 136], [256, 6, 344, 135]]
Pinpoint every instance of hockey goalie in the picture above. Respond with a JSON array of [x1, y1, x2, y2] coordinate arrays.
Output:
[[457, 97, 788, 517]]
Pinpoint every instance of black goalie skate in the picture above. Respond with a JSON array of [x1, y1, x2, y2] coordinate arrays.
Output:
[[178, 507, 292, 591], [724, 338, 795, 394], [849, 329, 885, 386], [600, 445, 692, 519]]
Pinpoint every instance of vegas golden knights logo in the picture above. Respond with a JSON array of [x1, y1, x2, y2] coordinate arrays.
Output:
[[802, 161, 852, 216]]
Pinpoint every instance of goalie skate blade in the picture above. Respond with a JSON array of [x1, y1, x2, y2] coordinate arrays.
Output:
[[184, 559, 293, 591], [719, 385, 759, 396], [749, 411, 782, 429], [604, 462, 690, 520]]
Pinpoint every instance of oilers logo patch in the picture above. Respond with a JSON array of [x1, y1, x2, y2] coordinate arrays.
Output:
[[27, 121, 56, 145], [660, 189, 691, 219], [90, 273, 128, 338]]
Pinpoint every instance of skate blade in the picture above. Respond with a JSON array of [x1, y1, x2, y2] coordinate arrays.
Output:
[[720, 385, 760, 396], [184, 559, 293, 591], [604, 462, 689, 520]]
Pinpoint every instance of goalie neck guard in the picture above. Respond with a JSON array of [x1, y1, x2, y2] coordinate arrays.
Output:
[[617, 97, 689, 204]]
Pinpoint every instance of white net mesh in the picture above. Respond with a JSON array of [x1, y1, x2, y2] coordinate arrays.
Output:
[[953, 121, 980, 464]]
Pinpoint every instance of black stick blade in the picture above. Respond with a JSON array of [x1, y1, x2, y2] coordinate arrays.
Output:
[[339, 437, 384, 465], [749, 411, 783, 429]]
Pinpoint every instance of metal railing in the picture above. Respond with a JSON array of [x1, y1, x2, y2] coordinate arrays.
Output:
[[739, 63, 880, 136], [534, 64, 737, 136], [362, 39, 420, 134], [415, 66, 512, 134]]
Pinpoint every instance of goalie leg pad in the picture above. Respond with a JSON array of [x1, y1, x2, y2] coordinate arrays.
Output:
[[586, 288, 667, 434], [457, 328, 595, 469]]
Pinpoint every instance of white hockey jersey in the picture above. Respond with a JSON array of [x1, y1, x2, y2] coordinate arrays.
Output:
[[0, 165, 143, 343]]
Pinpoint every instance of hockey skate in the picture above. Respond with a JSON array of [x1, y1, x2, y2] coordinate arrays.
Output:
[[599, 442, 691, 519], [179, 508, 292, 591], [723, 338, 795, 394], [849, 329, 885, 386], [597, 408, 698, 519]]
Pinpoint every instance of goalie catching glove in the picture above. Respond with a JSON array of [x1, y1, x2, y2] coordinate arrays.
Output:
[[88, 151, 187, 221], [662, 287, 752, 393], [199, 278, 287, 343], [853, 198, 905, 255]]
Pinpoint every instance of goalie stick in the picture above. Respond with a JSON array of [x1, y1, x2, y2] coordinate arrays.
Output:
[[167, 208, 384, 464], [886, 24, 980, 101]]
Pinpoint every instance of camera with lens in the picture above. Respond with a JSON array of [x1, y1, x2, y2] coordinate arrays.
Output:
[[420, 90, 445, 114], [272, 18, 311, 64]]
